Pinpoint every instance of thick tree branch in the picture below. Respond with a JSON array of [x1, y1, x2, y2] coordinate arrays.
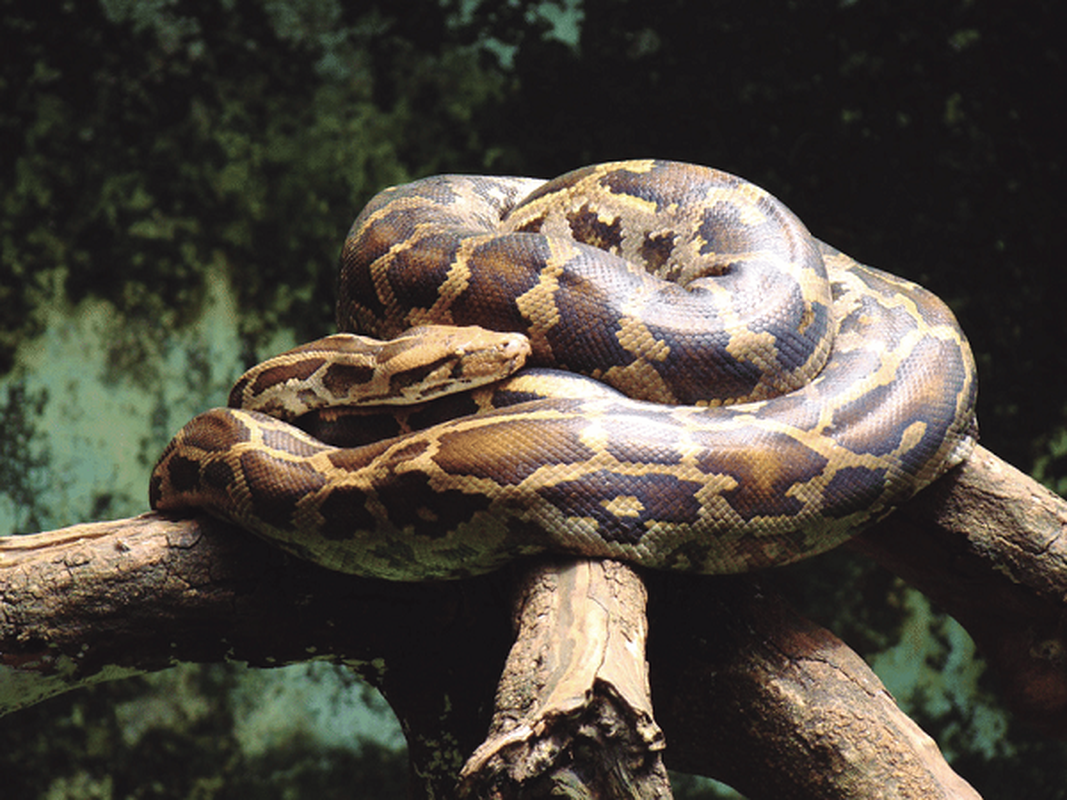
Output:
[[2, 444, 1064, 796], [0, 514, 514, 796], [849, 444, 1067, 735], [646, 573, 982, 799], [458, 560, 671, 799]]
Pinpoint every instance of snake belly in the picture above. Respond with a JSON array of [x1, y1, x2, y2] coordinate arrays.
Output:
[[150, 160, 978, 580]]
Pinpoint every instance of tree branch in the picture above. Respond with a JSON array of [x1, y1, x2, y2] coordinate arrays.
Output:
[[849, 444, 1067, 736], [2, 444, 1063, 796], [646, 573, 982, 799], [458, 559, 671, 798]]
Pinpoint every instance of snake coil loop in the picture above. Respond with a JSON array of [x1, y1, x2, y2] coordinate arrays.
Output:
[[151, 160, 977, 580]]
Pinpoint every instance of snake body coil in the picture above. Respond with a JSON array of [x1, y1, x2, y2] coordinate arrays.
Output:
[[151, 160, 977, 580]]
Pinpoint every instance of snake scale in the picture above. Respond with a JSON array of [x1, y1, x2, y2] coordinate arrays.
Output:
[[150, 160, 978, 580]]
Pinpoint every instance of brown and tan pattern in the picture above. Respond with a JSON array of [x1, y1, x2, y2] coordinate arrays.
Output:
[[150, 160, 978, 580], [228, 324, 531, 422]]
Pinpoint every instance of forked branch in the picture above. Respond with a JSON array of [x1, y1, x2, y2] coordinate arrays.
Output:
[[1, 445, 1063, 797]]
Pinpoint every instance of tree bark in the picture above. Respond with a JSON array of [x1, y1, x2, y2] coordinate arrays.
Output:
[[458, 559, 671, 799], [2, 444, 1064, 796], [646, 574, 983, 799], [849, 444, 1067, 737]]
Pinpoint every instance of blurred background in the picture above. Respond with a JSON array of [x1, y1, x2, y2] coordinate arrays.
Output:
[[1, 0, 1063, 797]]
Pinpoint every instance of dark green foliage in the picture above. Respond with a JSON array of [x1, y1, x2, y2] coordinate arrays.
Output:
[[0, 382, 50, 533], [0, 665, 411, 800], [1, 0, 505, 370]]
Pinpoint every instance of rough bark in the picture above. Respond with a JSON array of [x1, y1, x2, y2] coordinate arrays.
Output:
[[2, 444, 1064, 796], [644, 573, 987, 799], [458, 559, 671, 799], [849, 444, 1067, 736], [0, 514, 514, 797]]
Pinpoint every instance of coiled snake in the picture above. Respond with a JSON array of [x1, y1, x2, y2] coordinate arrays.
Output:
[[150, 160, 978, 580]]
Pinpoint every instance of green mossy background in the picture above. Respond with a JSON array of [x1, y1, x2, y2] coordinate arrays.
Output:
[[1, 0, 1064, 796]]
